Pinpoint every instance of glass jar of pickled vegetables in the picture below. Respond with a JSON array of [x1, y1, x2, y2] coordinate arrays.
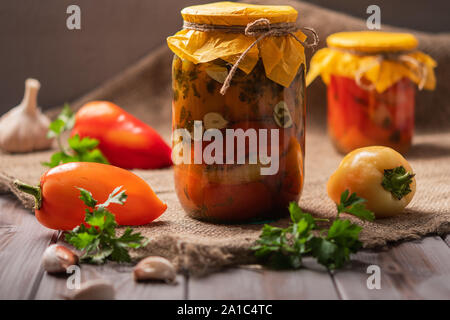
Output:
[[167, 2, 316, 222], [307, 32, 437, 154]]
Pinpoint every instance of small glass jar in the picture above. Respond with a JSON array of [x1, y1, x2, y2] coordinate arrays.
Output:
[[328, 75, 415, 154], [167, 3, 310, 222], [307, 31, 436, 154]]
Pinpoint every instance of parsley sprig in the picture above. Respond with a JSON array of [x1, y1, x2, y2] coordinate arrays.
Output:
[[252, 190, 375, 270], [65, 186, 148, 264], [43, 104, 108, 168]]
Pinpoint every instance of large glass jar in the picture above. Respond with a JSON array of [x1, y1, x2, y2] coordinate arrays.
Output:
[[171, 56, 305, 222], [167, 2, 313, 222], [307, 31, 436, 154]]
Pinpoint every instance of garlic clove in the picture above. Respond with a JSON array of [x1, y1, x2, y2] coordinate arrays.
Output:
[[42, 244, 78, 274], [133, 256, 176, 283], [0, 78, 53, 153], [68, 279, 115, 300]]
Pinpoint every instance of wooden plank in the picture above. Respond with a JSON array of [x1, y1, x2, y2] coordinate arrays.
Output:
[[332, 236, 450, 300], [0, 194, 185, 300], [35, 262, 186, 300], [2, 191, 448, 300], [188, 258, 339, 300], [0, 195, 56, 299]]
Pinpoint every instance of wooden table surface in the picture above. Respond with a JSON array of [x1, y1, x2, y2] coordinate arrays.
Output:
[[0, 194, 449, 300]]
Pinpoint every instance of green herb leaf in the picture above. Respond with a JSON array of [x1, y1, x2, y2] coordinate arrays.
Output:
[[59, 104, 76, 130], [47, 119, 66, 138], [251, 202, 317, 269], [343, 203, 375, 221], [65, 187, 148, 264], [313, 219, 363, 269], [337, 189, 375, 221], [310, 237, 339, 268], [77, 187, 98, 208], [339, 189, 365, 208], [381, 166, 415, 200], [98, 186, 127, 209], [253, 191, 375, 270], [67, 134, 109, 164], [79, 148, 109, 164], [44, 105, 109, 168], [109, 244, 132, 263], [66, 229, 98, 250], [327, 219, 362, 250], [288, 202, 317, 227], [119, 228, 149, 248], [289, 201, 303, 223], [85, 210, 110, 229], [47, 104, 75, 138], [68, 134, 99, 153]]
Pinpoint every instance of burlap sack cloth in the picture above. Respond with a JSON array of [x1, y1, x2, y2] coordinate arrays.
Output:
[[0, 1, 449, 275]]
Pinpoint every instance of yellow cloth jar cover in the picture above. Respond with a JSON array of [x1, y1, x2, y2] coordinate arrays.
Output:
[[167, 1, 308, 88], [306, 31, 437, 93]]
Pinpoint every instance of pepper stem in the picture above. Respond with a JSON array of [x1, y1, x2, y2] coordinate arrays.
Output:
[[13, 180, 42, 209], [381, 166, 415, 200], [394, 172, 414, 184]]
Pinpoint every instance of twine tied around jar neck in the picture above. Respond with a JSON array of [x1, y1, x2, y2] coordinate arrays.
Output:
[[334, 48, 429, 91], [183, 18, 319, 95]]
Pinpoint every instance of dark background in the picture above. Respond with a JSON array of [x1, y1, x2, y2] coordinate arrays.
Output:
[[1, 0, 449, 115]]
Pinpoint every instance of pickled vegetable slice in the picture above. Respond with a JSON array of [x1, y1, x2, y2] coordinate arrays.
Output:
[[205, 65, 228, 84], [273, 101, 293, 128]]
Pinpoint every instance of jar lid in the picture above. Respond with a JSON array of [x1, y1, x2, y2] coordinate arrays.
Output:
[[327, 31, 418, 53], [181, 1, 298, 26]]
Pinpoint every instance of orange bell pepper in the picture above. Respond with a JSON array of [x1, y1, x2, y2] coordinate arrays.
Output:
[[14, 162, 167, 230], [72, 101, 172, 169]]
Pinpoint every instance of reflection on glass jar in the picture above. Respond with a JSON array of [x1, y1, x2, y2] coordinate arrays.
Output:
[[171, 56, 305, 222], [328, 75, 415, 154]]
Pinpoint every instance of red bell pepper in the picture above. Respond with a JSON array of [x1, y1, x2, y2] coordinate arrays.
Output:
[[72, 101, 172, 169]]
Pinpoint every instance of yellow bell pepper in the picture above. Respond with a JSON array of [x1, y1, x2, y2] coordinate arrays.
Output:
[[327, 146, 416, 218]]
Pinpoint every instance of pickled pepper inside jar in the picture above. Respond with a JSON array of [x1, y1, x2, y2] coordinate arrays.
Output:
[[167, 2, 314, 222], [306, 32, 437, 154]]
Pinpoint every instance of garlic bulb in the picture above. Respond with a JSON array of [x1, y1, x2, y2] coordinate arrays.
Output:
[[0, 78, 53, 153]]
